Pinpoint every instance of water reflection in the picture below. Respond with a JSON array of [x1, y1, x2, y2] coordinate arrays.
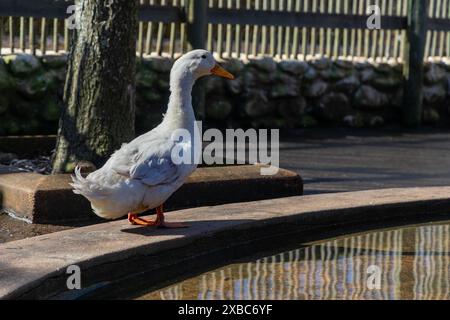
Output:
[[138, 222, 450, 300]]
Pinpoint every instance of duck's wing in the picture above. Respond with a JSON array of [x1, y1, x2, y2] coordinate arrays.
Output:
[[110, 140, 180, 186], [129, 153, 179, 186]]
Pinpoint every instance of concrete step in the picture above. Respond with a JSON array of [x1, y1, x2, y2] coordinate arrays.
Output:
[[0, 164, 303, 224]]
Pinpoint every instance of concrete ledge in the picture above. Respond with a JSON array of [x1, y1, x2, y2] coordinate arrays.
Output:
[[0, 165, 303, 224], [1, 186, 450, 299]]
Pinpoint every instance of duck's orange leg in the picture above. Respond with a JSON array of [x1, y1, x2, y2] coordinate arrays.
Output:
[[127, 204, 188, 228], [155, 204, 189, 228]]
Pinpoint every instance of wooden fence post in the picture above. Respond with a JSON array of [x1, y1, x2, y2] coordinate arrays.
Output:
[[402, 0, 427, 127], [187, 0, 207, 120]]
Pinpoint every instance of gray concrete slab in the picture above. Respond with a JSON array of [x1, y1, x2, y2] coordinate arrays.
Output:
[[279, 129, 450, 194]]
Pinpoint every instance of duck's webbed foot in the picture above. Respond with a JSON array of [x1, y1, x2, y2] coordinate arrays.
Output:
[[155, 204, 189, 229], [127, 213, 156, 226], [127, 205, 188, 228]]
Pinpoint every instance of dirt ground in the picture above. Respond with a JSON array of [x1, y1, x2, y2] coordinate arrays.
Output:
[[0, 212, 74, 243]]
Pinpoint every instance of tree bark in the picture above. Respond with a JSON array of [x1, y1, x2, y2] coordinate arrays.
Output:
[[52, 0, 137, 173]]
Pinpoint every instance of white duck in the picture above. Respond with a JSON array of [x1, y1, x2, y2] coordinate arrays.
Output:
[[71, 50, 234, 228]]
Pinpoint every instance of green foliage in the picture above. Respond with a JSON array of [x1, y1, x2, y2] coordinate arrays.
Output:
[[300, 115, 318, 128]]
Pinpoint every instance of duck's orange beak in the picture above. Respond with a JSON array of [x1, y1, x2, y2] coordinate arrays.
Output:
[[210, 63, 234, 80]]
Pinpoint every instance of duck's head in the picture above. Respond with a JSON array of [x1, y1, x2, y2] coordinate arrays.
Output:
[[171, 49, 234, 83]]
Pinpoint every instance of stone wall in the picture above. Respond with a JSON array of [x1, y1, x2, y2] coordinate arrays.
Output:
[[1, 54, 449, 136]]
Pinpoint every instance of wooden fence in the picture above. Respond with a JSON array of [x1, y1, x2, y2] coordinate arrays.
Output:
[[1, 0, 450, 61]]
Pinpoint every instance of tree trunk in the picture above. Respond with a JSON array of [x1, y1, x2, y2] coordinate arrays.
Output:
[[52, 0, 137, 173]]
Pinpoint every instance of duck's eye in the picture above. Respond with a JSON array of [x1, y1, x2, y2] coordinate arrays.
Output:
[[201, 55, 207, 59]]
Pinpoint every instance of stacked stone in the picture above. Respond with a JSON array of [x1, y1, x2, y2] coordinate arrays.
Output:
[[211, 57, 407, 129], [1, 54, 450, 136], [135, 57, 172, 135], [0, 54, 66, 136], [422, 63, 449, 125]]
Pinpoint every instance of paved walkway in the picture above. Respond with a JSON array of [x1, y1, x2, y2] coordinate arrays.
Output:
[[279, 128, 450, 194], [2, 128, 450, 194]]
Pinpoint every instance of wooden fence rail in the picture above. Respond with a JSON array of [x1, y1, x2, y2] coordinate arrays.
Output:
[[2, 0, 450, 125]]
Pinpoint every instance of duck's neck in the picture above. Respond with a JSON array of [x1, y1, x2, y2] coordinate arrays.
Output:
[[163, 71, 196, 131]]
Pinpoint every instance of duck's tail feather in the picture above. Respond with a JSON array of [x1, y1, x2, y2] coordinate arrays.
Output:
[[70, 166, 109, 200]]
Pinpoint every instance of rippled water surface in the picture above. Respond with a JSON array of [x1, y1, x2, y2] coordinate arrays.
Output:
[[137, 221, 450, 300]]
